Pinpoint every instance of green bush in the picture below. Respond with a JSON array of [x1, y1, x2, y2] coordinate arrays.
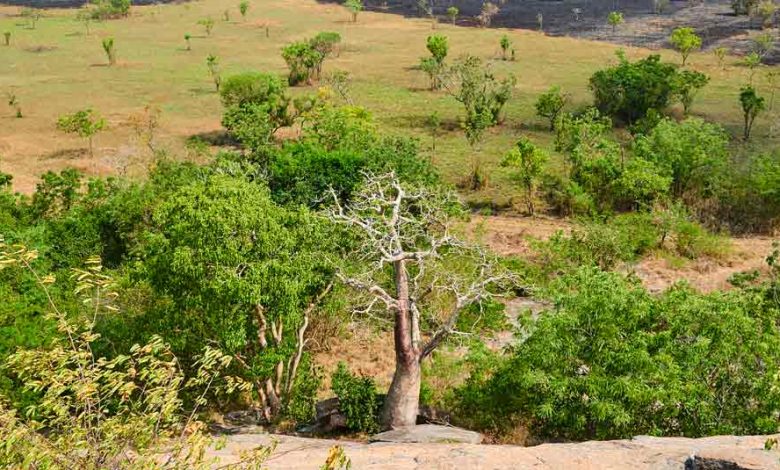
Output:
[[455, 267, 780, 440], [589, 52, 679, 125], [331, 362, 381, 433]]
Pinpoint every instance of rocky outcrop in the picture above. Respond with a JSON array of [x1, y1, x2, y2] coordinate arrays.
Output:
[[371, 424, 483, 444], [209, 431, 780, 469]]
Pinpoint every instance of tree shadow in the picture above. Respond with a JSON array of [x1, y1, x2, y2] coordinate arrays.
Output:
[[41, 148, 86, 160], [188, 130, 233, 146]]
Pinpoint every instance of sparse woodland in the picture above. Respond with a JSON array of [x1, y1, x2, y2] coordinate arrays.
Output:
[[4, 0, 780, 466]]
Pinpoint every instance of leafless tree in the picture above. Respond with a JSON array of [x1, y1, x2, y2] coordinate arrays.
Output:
[[327, 172, 518, 429]]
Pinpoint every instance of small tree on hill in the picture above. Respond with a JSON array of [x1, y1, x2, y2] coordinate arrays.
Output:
[[535, 85, 570, 130], [740, 85, 765, 140], [670, 27, 702, 66], [101, 37, 116, 66], [21, 8, 42, 29], [6, 93, 21, 118], [499, 34, 513, 60], [199, 17, 215, 36], [713, 47, 728, 68], [447, 6, 459, 24], [328, 172, 516, 429], [607, 11, 623, 34], [672, 70, 709, 116], [184, 33, 191, 50], [501, 137, 548, 214], [344, 0, 363, 22], [420, 34, 448, 90], [3, 31, 10, 46], [240, 0, 250, 20], [57, 108, 106, 158], [206, 54, 221, 91]]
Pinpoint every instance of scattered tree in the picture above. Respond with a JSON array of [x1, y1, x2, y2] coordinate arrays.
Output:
[[732, 0, 759, 15], [607, 11, 623, 34], [477, 2, 499, 27], [199, 17, 215, 36], [3, 31, 10, 46], [420, 34, 448, 90], [740, 85, 765, 140], [447, 6, 459, 24], [751, 32, 775, 60], [328, 172, 516, 429], [672, 70, 710, 115], [572, 7, 582, 21], [537, 12, 544, 31], [499, 34, 514, 60], [713, 46, 728, 68], [56, 108, 106, 158], [670, 27, 701, 66], [426, 111, 441, 161], [344, 0, 363, 22], [240, 0, 250, 19], [101, 37, 116, 66], [535, 85, 570, 130], [501, 137, 548, 214], [21, 8, 42, 30], [184, 32, 191, 50], [206, 54, 221, 91], [744, 52, 762, 84], [6, 93, 21, 118], [223, 8, 230, 21]]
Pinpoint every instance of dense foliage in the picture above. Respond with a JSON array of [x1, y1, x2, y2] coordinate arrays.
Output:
[[455, 267, 780, 441]]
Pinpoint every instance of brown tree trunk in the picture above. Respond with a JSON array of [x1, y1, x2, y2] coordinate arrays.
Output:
[[381, 258, 422, 429], [381, 357, 421, 428]]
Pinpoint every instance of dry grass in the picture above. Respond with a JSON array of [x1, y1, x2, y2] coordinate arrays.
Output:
[[0, 0, 777, 202]]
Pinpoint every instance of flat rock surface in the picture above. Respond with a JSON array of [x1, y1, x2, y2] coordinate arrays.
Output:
[[370, 424, 483, 444], [210, 431, 780, 469]]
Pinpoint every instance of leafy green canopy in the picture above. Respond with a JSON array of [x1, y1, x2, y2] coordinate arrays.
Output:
[[455, 267, 780, 440]]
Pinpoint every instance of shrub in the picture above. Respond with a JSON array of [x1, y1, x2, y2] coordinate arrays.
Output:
[[671, 69, 709, 115], [499, 35, 513, 60], [56, 109, 106, 158], [219, 72, 292, 147], [3, 31, 9, 46], [501, 137, 547, 214], [239, 0, 249, 19], [633, 118, 728, 200], [477, 2, 499, 27], [282, 41, 321, 86], [732, 0, 758, 15], [535, 86, 569, 130], [589, 52, 678, 125], [669, 27, 702, 66], [455, 267, 780, 440], [739, 85, 765, 140], [198, 17, 215, 36], [331, 362, 381, 433], [90, 0, 130, 20]]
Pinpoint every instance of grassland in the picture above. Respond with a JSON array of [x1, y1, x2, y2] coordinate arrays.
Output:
[[1, 0, 778, 207]]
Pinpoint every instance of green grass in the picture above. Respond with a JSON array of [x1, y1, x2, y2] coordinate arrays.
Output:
[[1, 0, 777, 205]]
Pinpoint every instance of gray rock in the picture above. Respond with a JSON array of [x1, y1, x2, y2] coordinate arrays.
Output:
[[370, 424, 483, 444]]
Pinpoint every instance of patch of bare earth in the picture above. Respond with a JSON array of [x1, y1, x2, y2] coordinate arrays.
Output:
[[473, 214, 776, 293]]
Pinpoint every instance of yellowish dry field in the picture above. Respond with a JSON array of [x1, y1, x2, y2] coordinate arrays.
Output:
[[0, 0, 776, 204]]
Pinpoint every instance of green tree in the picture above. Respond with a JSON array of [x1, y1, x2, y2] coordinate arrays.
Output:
[[420, 34, 448, 90], [344, 0, 363, 22], [446, 6, 459, 24], [282, 41, 322, 86], [535, 85, 570, 130], [206, 54, 221, 91], [219, 72, 293, 149], [56, 109, 107, 158], [101, 37, 116, 66], [499, 34, 513, 60], [607, 11, 623, 33], [198, 17, 215, 36], [633, 117, 728, 199], [239, 0, 250, 19], [501, 137, 548, 214], [184, 32, 191, 50], [309, 31, 342, 79], [740, 85, 765, 140], [589, 52, 678, 124], [137, 175, 336, 422], [328, 172, 515, 429], [671, 69, 709, 115], [670, 27, 702, 66]]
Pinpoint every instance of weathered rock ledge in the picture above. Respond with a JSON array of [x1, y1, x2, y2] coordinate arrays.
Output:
[[209, 431, 780, 469]]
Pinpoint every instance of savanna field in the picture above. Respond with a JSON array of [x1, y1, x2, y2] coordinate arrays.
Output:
[[4, 0, 780, 467]]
